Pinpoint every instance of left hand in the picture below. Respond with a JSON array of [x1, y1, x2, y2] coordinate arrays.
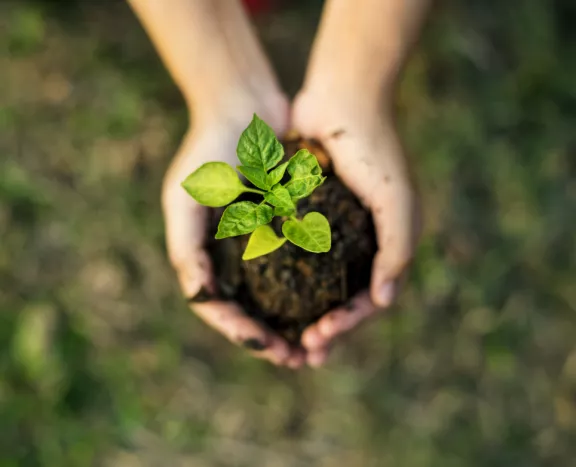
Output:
[[162, 93, 306, 368], [291, 89, 421, 367]]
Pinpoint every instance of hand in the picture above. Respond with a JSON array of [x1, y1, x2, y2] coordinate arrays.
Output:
[[161, 96, 305, 368], [292, 90, 421, 367]]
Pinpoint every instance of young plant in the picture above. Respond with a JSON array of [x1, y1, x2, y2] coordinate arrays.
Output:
[[181, 114, 332, 260]]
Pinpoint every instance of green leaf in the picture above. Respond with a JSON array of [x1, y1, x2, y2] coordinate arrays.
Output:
[[216, 202, 273, 239], [285, 149, 325, 199], [242, 225, 287, 260], [237, 165, 270, 191], [287, 149, 322, 177], [264, 184, 295, 211], [285, 175, 325, 200], [267, 161, 289, 187], [181, 162, 246, 207], [236, 114, 284, 170], [254, 204, 273, 225], [274, 206, 296, 217], [282, 212, 331, 253]]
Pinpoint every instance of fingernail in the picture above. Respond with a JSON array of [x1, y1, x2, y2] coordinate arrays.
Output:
[[242, 338, 268, 351], [186, 286, 216, 304], [378, 281, 395, 307]]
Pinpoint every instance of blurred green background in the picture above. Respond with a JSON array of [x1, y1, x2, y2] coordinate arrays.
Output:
[[1, 0, 576, 465]]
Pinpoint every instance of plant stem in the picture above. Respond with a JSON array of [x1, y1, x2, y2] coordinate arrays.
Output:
[[289, 215, 298, 221], [245, 187, 266, 195]]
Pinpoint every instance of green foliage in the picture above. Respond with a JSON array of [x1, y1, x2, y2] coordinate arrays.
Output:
[[5, 2, 576, 463], [282, 212, 331, 253], [274, 206, 296, 217], [242, 225, 287, 260], [263, 184, 295, 213], [285, 149, 326, 199], [236, 165, 271, 191], [182, 114, 332, 259], [215, 201, 273, 239], [267, 161, 289, 186], [236, 114, 284, 171], [8, 6, 45, 55], [181, 162, 249, 207]]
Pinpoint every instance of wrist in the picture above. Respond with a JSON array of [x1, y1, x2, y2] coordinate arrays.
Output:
[[301, 69, 397, 115], [190, 85, 289, 136], [300, 0, 429, 114], [293, 82, 393, 141], [299, 83, 389, 115]]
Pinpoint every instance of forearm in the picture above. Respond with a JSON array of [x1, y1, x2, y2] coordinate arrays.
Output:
[[127, 0, 281, 117], [303, 0, 431, 104]]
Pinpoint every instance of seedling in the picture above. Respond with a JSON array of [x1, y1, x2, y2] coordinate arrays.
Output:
[[181, 114, 332, 260]]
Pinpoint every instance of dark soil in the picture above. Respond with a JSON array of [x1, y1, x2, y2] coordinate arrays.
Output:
[[206, 137, 377, 344]]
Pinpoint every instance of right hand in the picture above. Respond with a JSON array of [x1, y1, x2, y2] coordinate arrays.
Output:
[[292, 88, 421, 367], [161, 96, 305, 368]]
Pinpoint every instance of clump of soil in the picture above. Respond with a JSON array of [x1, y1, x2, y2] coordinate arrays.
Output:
[[206, 136, 377, 344]]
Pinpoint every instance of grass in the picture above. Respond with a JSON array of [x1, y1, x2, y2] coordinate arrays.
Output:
[[1, 0, 575, 465]]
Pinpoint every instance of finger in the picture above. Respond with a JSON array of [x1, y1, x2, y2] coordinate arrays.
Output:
[[303, 293, 378, 368], [192, 301, 291, 365], [307, 347, 330, 368], [301, 324, 326, 351], [363, 179, 413, 307], [301, 291, 378, 354], [325, 134, 415, 307], [302, 292, 380, 367], [286, 347, 306, 369], [369, 194, 420, 306], [316, 291, 377, 341], [162, 165, 213, 298]]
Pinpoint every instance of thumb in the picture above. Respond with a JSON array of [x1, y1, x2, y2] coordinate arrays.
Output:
[[322, 130, 417, 308], [368, 180, 417, 307], [162, 175, 214, 300]]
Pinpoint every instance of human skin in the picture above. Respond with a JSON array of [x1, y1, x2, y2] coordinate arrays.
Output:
[[292, 0, 429, 366], [127, 0, 429, 367]]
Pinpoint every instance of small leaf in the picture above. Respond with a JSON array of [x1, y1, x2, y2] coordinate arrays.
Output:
[[237, 165, 270, 191], [264, 184, 295, 211], [236, 114, 284, 171], [181, 162, 247, 207], [285, 175, 325, 200], [255, 203, 274, 225], [287, 149, 322, 177], [242, 225, 287, 260], [267, 161, 289, 187], [282, 212, 331, 253], [216, 202, 273, 239], [285, 149, 325, 199], [274, 206, 295, 217]]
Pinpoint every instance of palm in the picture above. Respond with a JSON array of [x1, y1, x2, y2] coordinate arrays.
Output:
[[292, 93, 420, 366], [162, 115, 305, 368]]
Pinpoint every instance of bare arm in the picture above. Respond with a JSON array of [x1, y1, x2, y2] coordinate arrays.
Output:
[[127, 0, 284, 125], [295, 0, 430, 366], [127, 0, 294, 367], [127, 0, 430, 368], [303, 0, 431, 107]]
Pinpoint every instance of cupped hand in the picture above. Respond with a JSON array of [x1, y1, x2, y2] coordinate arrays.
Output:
[[292, 90, 421, 367], [162, 98, 305, 368]]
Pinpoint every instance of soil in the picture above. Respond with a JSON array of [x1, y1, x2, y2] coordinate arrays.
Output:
[[206, 136, 377, 345]]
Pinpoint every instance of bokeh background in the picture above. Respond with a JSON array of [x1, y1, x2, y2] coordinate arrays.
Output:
[[2, 0, 576, 465]]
